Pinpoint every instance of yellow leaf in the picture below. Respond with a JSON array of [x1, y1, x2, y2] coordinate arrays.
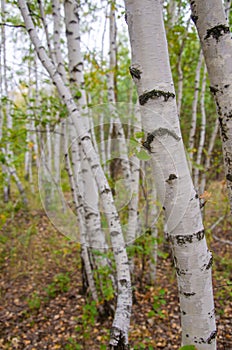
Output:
[[199, 191, 212, 200]]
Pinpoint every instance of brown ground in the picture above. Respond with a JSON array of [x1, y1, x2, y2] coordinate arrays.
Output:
[[0, 196, 231, 350]]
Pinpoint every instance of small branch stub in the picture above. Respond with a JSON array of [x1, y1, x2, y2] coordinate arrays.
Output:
[[129, 66, 142, 80]]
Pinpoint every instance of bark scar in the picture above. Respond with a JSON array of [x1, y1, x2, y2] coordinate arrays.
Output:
[[204, 24, 230, 42], [139, 89, 175, 105], [142, 128, 181, 152]]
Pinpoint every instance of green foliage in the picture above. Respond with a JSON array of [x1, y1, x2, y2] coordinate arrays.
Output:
[[26, 292, 41, 311], [178, 346, 197, 350], [76, 300, 98, 340], [65, 338, 82, 350], [45, 272, 71, 298], [147, 288, 167, 319]]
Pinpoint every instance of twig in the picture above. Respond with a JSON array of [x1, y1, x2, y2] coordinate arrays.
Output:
[[0, 22, 25, 28]]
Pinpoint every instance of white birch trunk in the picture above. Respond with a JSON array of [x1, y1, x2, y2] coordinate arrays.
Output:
[[107, 3, 131, 187], [18, 1, 132, 346], [167, 0, 177, 27], [64, 0, 107, 255], [188, 50, 203, 167], [63, 120, 98, 302], [127, 105, 140, 273], [52, 0, 68, 84], [200, 119, 219, 195], [1, 0, 27, 205], [189, 0, 232, 213], [224, 0, 232, 19], [194, 65, 207, 190], [38, 0, 54, 62], [54, 113, 61, 186], [125, 1, 216, 348], [177, 19, 190, 116]]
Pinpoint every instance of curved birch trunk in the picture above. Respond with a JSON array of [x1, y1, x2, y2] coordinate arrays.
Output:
[[18, 1, 132, 347], [189, 0, 232, 213], [125, 1, 216, 348]]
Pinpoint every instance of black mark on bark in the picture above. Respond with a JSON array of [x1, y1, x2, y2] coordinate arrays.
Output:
[[206, 330, 217, 344], [205, 24, 230, 42], [129, 66, 142, 80], [226, 173, 232, 181], [139, 89, 175, 105], [191, 15, 198, 24]]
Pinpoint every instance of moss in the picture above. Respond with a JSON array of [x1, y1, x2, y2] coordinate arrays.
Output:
[[139, 89, 175, 105], [205, 24, 230, 42]]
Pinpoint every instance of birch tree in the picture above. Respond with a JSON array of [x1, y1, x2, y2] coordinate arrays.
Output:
[[189, 0, 232, 213], [125, 0, 216, 348], [17, 0, 132, 347]]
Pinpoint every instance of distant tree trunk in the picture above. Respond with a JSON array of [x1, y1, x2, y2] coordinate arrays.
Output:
[[189, 0, 232, 213], [200, 119, 219, 194], [188, 50, 203, 168], [1, 0, 27, 205], [64, 0, 108, 258], [224, 0, 232, 19], [125, 1, 216, 349], [107, 3, 131, 187], [194, 65, 207, 190]]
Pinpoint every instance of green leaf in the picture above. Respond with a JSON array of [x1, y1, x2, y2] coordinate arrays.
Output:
[[135, 131, 145, 139], [135, 149, 151, 161], [129, 137, 140, 147], [178, 346, 197, 350]]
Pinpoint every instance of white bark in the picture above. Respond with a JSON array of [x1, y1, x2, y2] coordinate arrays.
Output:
[[18, 1, 132, 346], [64, 0, 86, 106], [54, 113, 61, 186], [107, 3, 131, 188], [64, 0, 107, 255], [194, 65, 207, 190], [188, 50, 203, 167], [167, 0, 177, 27], [63, 120, 98, 302], [38, 0, 54, 62], [1, 0, 27, 205], [189, 0, 232, 213], [125, 1, 216, 348], [200, 119, 219, 195], [177, 19, 190, 116], [52, 0, 68, 84], [224, 0, 232, 19], [127, 104, 141, 273]]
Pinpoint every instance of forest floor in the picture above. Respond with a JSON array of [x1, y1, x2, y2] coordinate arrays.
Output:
[[0, 181, 231, 350]]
